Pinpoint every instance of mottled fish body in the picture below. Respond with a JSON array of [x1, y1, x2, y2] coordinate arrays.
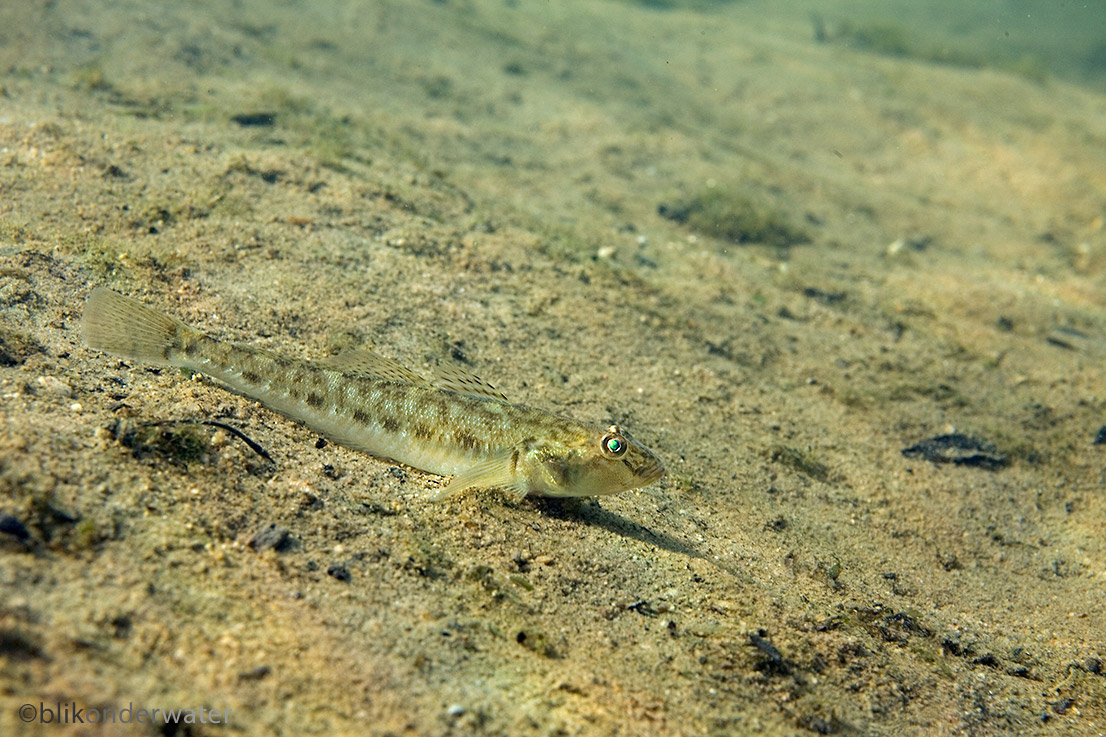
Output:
[[81, 288, 664, 499]]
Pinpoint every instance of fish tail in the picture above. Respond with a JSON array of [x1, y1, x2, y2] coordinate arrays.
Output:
[[82, 287, 198, 365]]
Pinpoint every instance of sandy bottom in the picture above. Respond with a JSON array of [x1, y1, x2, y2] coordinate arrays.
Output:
[[1, 1, 1104, 735]]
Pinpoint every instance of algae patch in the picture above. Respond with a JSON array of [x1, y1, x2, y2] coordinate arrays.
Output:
[[0, 326, 41, 366], [659, 186, 809, 247], [111, 419, 216, 466], [768, 444, 831, 482]]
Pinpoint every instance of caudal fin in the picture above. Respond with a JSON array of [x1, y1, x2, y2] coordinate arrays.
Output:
[[82, 287, 193, 364]]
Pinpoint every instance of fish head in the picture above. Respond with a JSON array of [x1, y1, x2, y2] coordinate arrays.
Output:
[[521, 424, 664, 497]]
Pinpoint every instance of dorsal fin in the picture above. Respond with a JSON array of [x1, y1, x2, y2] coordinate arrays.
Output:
[[316, 349, 427, 384], [428, 362, 509, 401]]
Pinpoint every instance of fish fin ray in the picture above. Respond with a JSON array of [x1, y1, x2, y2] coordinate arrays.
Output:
[[82, 287, 195, 365], [428, 362, 509, 401], [504, 479, 532, 501], [430, 449, 520, 502], [317, 349, 426, 384]]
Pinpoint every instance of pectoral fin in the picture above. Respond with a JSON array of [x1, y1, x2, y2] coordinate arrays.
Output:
[[429, 447, 519, 500], [430, 448, 529, 502]]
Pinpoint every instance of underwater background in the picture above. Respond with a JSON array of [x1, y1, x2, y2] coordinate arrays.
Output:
[[1, 1, 1105, 734]]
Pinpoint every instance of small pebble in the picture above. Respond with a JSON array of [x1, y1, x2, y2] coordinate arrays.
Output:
[[0, 514, 31, 542], [327, 563, 351, 582], [37, 375, 73, 398], [248, 524, 292, 552], [901, 433, 1006, 470], [238, 665, 272, 681]]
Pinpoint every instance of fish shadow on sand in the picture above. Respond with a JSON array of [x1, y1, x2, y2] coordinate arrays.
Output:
[[529, 497, 737, 578]]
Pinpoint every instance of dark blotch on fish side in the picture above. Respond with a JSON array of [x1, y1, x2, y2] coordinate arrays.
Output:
[[1094, 426, 1106, 445], [901, 433, 1007, 470]]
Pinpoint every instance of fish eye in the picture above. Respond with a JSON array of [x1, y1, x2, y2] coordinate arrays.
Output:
[[600, 426, 627, 459]]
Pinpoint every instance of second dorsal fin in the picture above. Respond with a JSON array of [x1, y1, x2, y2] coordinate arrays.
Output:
[[428, 362, 509, 401], [317, 349, 427, 385]]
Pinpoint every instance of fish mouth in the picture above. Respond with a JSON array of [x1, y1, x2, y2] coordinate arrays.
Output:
[[635, 455, 665, 486]]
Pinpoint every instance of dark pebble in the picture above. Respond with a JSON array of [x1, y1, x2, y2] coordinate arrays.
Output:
[[238, 665, 272, 681], [231, 112, 276, 127], [327, 564, 351, 582], [802, 286, 846, 304], [901, 433, 1006, 470], [1094, 426, 1106, 445], [749, 630, 790, 676], [749, 632, 783, 663], [248, 524, 292, 552], [0, 514, 30, 542], [1050, 698, 1075, 715], [766, 517, 788, 532]]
